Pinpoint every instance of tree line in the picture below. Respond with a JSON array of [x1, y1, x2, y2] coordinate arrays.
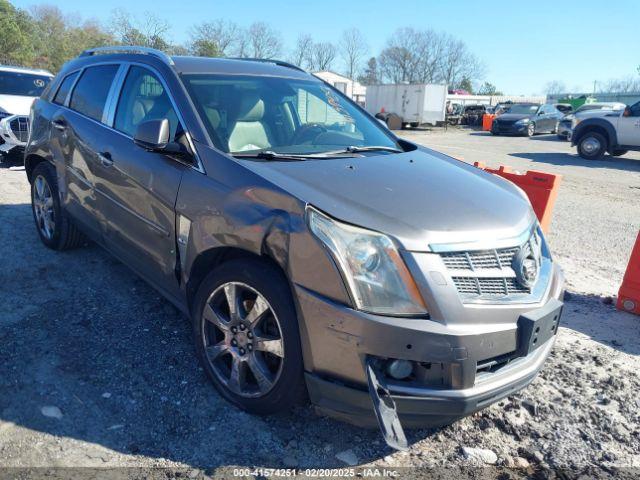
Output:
[[0, 0, 490, 90]]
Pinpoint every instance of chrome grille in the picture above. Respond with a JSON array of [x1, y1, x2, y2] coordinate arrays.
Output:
[[9, 116, 29, 143], [439, 230, 544, 302]]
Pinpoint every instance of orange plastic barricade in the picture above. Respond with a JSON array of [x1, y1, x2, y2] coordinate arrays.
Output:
[[617, 232, 640, 315], [482, 114, 495, 131], [473, 162, 562, 233]]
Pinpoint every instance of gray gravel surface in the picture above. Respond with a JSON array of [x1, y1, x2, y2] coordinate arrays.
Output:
[[1, 129, 639, 478]]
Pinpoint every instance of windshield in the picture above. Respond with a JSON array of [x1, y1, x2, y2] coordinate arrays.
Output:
[[0, 72, 51, 97], [504, 104, 539, 115], [182, 74, 400, 156]]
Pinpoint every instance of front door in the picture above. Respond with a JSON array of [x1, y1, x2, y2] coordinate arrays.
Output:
[[95, 65, 187, 298], [617, 101, 640, 147]]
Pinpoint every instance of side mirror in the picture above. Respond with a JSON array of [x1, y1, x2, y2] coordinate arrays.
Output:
[[133, 118, 187, 156]]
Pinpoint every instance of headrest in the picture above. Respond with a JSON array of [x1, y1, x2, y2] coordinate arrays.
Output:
[[236, 92, 265, 122]]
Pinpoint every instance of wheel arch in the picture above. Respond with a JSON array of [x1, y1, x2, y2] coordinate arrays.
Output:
[[24, 154, 52, 183], [185, 246, 288, 316], [572, 119, 617, 148]]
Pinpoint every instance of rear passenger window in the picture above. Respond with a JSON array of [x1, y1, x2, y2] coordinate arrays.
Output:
[[69, 65, 119, 121], [114, 66, 179, 139], [53, 71, 79, 106]]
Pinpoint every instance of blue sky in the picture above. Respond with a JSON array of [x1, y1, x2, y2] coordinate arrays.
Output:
[[13, 0, 640, 95]]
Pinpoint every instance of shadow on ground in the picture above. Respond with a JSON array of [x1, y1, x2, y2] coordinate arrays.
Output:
[[0, 204, 442, 469], [509, 152, 640, 172], [560, 291, 640, 356]]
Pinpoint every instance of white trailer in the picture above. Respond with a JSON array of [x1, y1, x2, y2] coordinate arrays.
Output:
[[365, 83, 448, 128]]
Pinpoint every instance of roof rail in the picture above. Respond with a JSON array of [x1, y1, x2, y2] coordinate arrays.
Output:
[[227, 57, 306, 73], [79, 46, 174, 66]]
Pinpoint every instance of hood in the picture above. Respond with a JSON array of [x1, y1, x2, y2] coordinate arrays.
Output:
[[496, 113, 533, 122], [241, 147, 536, 251], [0, 94, 36, 116], [576, 109, 620, 120]]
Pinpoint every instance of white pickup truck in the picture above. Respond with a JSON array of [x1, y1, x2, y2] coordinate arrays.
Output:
[[571, 100, 640, 159], [0, 65, 53, 160]]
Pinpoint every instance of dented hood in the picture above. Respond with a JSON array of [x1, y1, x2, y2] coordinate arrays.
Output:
[[241, 147, 537, 252]]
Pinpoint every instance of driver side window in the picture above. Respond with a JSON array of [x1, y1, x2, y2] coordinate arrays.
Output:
[[630, 101, 640, 117], [114, 66, 180, 140]]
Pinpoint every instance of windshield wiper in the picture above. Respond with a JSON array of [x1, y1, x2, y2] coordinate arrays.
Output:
[[233, 151, 313, 161], [320, 145, 404, 155]]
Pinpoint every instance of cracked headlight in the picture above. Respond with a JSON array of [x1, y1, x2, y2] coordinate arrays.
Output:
[[307, 207, 428, 316]]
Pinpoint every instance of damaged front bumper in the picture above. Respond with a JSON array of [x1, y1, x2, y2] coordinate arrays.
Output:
[[295, 262, 564, 440]]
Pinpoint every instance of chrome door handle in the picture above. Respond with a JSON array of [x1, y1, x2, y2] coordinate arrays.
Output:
[[98, 152, 113, 167]]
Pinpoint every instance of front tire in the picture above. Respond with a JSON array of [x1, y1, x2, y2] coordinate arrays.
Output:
[[577, 132, 607, 160], [192, 258, 306, 415], [30, 162, 86, 250], [526, 122, 536, 137]]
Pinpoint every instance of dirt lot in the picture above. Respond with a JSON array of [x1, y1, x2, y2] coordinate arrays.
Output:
[[1, 129, 639, 478]]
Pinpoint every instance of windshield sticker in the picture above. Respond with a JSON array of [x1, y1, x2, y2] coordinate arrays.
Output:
[[34, 79, 45, 88], [320, 87, 354, 122]]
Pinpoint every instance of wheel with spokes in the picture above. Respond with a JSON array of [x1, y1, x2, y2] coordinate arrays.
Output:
[[193, 258, 306, 414], [30, 162, 85, 250]]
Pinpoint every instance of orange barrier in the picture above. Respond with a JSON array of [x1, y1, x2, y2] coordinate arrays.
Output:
[[617, 232, 640, 315], [482, 114, 495, 131], [473, 162, 562, 233]]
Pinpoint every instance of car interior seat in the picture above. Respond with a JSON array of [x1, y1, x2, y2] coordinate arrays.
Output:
[[227, 92, 273, 152]]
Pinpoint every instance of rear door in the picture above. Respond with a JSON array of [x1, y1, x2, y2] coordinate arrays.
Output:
[[51, 64, 121, 239], [617, 101, 640, 147], [95, 64, 189, 298]]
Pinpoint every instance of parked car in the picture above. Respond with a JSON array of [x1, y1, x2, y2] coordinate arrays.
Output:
[[491, 103, 569, 136], [0, 65, 53, 160], [460, 104, 487, 127], [557, 102, 626, 140], [571, 100, 640, 159], [26, 47, 565, 449]]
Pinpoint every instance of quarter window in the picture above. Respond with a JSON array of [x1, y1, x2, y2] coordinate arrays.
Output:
[[53, 71, 79, 106], [114, 66, 179, 139], [69, 65, 119, 121]]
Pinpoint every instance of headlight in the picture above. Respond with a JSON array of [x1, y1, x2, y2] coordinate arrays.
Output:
[[307, 207, 428, 316], [515, 118, 530, 125], [564, 114, 575, 121]]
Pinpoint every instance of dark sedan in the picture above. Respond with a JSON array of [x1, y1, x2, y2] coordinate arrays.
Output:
[[492, 103, 571, 136]]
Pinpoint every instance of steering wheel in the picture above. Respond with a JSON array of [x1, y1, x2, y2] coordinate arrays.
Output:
[[291, 123, 328, 145]]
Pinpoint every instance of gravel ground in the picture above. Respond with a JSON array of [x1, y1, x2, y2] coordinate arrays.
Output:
[[1, 129, 639, 478]]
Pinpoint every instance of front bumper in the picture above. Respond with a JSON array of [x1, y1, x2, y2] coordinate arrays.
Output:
[[0, 115, 28, 153], [296, 261, 564, 428], [557, 121, 572, 138], [491, 121, 529, 135]]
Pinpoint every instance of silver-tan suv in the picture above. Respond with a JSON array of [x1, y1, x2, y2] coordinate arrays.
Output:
[[25, 47, 564, 449]]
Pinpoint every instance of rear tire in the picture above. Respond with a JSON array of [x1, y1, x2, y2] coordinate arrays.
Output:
[[30, 162, 86, 250], [192, 258, 307, 415], [577, 132, 607, 160]]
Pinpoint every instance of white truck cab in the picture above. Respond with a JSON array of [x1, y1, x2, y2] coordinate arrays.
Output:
[[0, 65, 53, 159]]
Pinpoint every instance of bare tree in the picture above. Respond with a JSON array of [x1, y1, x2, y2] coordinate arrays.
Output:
[[598, 76, 640, 94], [438, 34, 484, 87], [544, 80, 567, 95], [109, 8, 171, 50], [309, 42, 336, 71], [238, 22, 282, 59], [339, 28, 368, 81], [189, 20, 241, 57], [289, 34, 313, 67]]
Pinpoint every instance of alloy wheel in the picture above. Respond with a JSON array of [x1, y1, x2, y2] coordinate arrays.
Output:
[[201, 281, 284, 398], [33, 175, 55, 240], [581, 136, 601, 155]]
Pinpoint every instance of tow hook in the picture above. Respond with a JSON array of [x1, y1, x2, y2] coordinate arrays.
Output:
[[365, 358, 408, 451]]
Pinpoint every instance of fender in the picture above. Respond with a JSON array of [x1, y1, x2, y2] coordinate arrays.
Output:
[[571, 117, 619, 148]]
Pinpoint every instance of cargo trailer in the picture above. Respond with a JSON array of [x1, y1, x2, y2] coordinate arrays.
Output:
[[365, 84, 448, 129]]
